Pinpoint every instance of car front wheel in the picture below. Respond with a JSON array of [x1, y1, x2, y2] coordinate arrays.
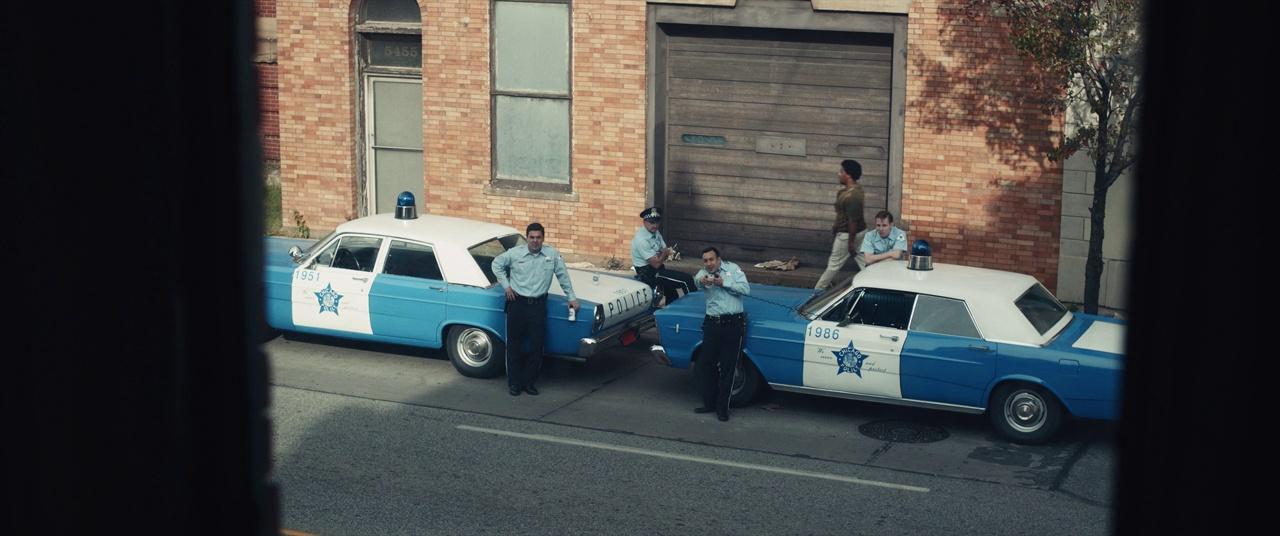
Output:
[[446, 326, 505, 379], [729, 355, 762, 407], [693, 353, 761, 407], [989, 383, 1063, 444]]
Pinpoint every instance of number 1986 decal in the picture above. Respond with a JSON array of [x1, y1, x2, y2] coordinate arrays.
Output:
[[807, 326, 840, 340]]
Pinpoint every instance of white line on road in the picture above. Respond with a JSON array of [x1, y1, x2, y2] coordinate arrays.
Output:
[[456, 424, 930, 493]]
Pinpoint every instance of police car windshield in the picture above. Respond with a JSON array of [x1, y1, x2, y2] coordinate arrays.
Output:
[[799, 282, 850, 319], [469, 233, 527, 285], [301, 231, 337, 257]]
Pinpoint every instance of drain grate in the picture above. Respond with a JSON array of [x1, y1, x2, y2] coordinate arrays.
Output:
[[859, 419, 950, 443]]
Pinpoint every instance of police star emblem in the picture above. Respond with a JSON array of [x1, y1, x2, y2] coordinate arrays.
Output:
[[833, 341, 868, 377], [315, 283, 343, 315]]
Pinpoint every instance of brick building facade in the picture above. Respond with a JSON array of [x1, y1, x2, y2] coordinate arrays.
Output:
[[270, 0, 1094, 294]]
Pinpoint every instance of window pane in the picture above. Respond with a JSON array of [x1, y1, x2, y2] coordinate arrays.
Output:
[[332, 236, 382, 273], [384, 241, 443, 281], [911, 295, 981, 339], [309, 238, 340, 269], [849, 289, 915, 330], [367, 35, 422, 69], [468, 234, 527, 285], [373, 149, 424, 213], [361, 0, 421, 23], [1016, 283, 1069, 335], [494, 2, 569, 93], [495, 96, 570, 184], [372, 79, 422, 148]]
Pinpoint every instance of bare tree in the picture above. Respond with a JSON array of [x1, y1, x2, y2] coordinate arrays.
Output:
[[966, 0, 1142, 314]]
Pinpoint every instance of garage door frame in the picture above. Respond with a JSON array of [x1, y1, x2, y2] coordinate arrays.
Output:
[[645, 2, 907, 253]]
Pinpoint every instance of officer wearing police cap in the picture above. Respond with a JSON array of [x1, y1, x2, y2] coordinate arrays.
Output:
[[631, 206, 696, 306]]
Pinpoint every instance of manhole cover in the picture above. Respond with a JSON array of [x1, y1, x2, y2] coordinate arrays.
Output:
[[858, 420, 949, 443]]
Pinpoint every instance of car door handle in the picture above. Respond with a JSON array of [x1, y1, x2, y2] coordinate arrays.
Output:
[[351, 276, 369, 283], [880, 334, 899, 342], [968, 344, 994, 352], [428, 286, 445, 292]]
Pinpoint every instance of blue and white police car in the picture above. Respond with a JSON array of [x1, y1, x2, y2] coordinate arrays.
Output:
[[649, 242, 1124, 444], [264, 193, 655, 378]]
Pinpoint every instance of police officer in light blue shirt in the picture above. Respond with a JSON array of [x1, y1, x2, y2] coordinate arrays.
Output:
[[691, 246, 750, 422], [858, 210, 908, 270], [631, 206, 696, 306], [492, 222, 577, 397]]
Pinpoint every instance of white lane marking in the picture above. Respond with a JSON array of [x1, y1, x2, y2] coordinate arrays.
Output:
[[456, 424, 930, 493]]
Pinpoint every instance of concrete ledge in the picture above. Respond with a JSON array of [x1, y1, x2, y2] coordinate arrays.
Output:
[[812, 0, 911, 15]]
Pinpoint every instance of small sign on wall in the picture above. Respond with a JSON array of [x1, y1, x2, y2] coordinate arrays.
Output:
[[756, 136, 806, 156]]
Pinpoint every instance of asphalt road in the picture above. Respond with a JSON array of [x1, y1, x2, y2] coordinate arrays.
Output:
[[266, 331, 1116, 535]]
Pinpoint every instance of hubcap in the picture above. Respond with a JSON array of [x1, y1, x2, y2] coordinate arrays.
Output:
[[456, 329, 492, 368], [1005, 390, 1046, 433]]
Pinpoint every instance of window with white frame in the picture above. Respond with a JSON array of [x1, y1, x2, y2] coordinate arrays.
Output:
[[492, 0, 571, 191]]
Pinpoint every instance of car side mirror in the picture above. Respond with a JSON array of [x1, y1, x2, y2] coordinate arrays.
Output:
[[288, 246, 304, 263]]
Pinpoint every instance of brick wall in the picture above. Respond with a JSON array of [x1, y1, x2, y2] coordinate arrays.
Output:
[[256, 0, 279, 166], [280, 0, 648, 259], [422, 0, 648, 261], [277, 0, 359, 230], [257, 63, 280, 163], [902, 1, 1064, 289]]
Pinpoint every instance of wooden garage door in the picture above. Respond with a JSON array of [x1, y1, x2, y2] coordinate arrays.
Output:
[[662, 24, 893, 268]]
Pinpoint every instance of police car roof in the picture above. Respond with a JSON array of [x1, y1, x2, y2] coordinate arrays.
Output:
[[854, 261, 1041, 303], [335, 213, 522, 248], [852, 260, 1061, 346]]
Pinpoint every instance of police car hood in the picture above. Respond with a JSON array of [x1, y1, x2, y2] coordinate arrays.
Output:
[[657, 283, 813, 323]]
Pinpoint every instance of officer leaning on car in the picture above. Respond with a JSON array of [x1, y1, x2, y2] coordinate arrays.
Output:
[[631, 206, 697, 306], [692, 246, 750, 422], [492, 222, 579, 397]]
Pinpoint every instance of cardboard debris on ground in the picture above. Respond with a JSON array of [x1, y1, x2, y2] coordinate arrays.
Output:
[[754, 257, 799, 271]]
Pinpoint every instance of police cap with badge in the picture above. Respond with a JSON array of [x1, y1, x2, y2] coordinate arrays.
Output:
[[640, 206, 663, 222]]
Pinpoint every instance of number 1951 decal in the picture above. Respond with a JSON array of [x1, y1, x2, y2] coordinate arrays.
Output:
[[807, 326, 840, 340], [295, 270, 319, 282]]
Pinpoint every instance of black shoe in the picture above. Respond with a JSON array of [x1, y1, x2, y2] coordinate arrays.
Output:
[[694, 406, 714, 414], [717, 412, 729, 422], [509, 386, 521, 396], [525, 385, 539, 396]]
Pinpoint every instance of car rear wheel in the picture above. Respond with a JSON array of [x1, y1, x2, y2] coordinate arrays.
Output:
[[989, 383, 1063, 444], [447, 326, 505, 379]]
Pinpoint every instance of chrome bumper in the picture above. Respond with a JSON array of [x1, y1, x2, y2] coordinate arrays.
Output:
[[649, 344, 670, 366], [577, 313, 656, 358]]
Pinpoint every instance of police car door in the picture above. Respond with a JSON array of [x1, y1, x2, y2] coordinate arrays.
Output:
[[292, 234, 384, 335], [369, 239, 448, 346], [802, 288, 914, 399]]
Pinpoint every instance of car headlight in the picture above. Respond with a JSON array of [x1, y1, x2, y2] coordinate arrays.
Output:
[[593, 304, 605, 331]]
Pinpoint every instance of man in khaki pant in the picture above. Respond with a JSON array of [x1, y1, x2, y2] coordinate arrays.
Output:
[[814, 159, 867, 290]]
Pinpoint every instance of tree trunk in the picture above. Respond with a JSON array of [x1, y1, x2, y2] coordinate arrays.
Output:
[[1084, 172, 1109, 315]]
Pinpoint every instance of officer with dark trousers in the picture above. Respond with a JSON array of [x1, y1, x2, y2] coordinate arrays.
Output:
[[631, 206, 696, 306], [492, 222, 578, 397], [692, 246, 750, 422]]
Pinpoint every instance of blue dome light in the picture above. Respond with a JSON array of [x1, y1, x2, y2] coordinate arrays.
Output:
[[394, 191, 418, 220], [911, 239, 931, 257], [909, 239, 933, 271]]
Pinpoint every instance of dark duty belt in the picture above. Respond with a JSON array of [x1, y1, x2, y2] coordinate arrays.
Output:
[[704, 312, 744, 324], [515, 294, 547, 305]]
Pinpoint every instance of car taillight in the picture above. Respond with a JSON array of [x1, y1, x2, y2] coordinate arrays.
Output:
[[593, 304, 605, 331]]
